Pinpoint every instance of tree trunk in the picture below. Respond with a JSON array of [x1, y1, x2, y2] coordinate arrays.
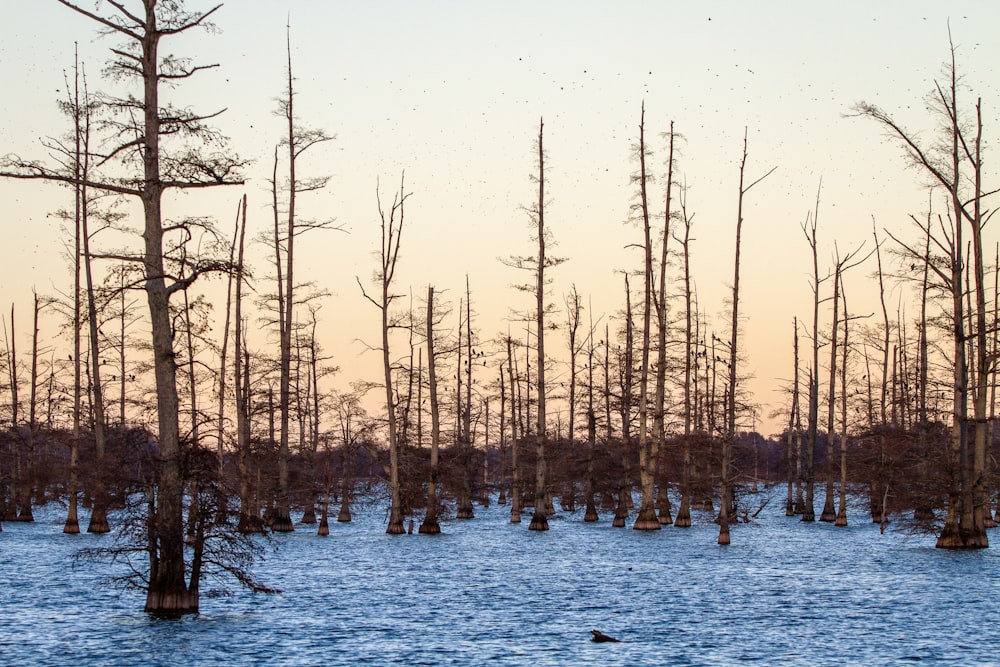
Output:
[[419, 286, 441, 535], [507, 335, 522, 523], [529, 118, 550, 532], [633, 104, 659, 531]]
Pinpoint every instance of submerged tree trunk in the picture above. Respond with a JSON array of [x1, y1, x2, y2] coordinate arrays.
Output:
[[675, 191, 695, 528], [836, 283, 850, 527], [529, 118, 552, 532], [419, 286, 441, 535], [633, 104, 659, 532], [361, 175, 409, 535], [720, 131, 774, 546], [507, 335, 522, 523]]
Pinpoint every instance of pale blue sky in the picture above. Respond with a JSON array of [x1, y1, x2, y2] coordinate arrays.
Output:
[[1, 1, 998, 434]]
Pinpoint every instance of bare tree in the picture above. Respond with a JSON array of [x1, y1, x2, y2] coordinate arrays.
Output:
[[269, 23, 335, 532], [818, 244, 868, 523], [632, 103, 659, 531], [854, 32, 993, 548], [359, 174, 410, 535], [720, 129, 775, 545], [674, 184, 695, 528], [503, 118, 564, 531], [2, 0, 247, 615], [419, 285, 443, 534], [800, 185, 825, 524]]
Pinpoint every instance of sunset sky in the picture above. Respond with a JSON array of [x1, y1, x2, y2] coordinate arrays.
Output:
[[1, 1, 998, 436]]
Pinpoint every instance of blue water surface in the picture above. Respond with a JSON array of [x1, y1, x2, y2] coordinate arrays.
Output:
[[2, 492, 999, 666]]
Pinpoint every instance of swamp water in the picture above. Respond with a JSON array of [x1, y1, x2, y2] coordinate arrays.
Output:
[[2, 493, 1000, 666]]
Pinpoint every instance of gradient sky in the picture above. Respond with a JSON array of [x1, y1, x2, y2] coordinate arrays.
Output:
[[1, 1, 998, 436]]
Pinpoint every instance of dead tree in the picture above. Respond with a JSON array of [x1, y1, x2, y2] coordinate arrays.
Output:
[[269, 24, 335, 532], [419, 286, 442, 535], [632, 103, 659, 531], [855, 33, 992, 548], [1, 0, 247, 616], [720, 129, 775, 545], [503, 119, 564, 531], [359, 175, 410, 535]]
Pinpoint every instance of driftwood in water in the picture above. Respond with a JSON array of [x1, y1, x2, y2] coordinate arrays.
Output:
[[590, 630, 620, 643]]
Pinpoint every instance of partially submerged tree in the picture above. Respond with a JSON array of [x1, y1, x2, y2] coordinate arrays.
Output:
[[419, 285, 443, 535], [631, 103, 659, 531], [267, 23, 335, 532], [719, 129, 775, 545], [854, 32, 994, 548], [359, 174, 410, 535], [503, 118, 564, 531], [3, 0, 247, 615]]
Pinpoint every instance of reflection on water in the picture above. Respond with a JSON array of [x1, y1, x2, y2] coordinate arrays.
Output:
[[2, 494, 999, 666]]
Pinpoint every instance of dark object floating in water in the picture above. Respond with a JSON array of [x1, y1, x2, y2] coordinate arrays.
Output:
[[591, 629, 621, 643]]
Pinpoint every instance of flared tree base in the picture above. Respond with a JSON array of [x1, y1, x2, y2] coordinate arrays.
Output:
[[936, 522, 964, 548], [145, 588, 198, 618], [961, 529, 989, 549], [510, 511, 522, 524], [656, 492, 672, 525], [718, 525, 731, 545], [584, 497, 598, 522], [456, 505, 475, 519], [418, 519, 441, 534], [317, 517, 330, 536], [834, 510, 848, 527], [337, 507, 352, 522], [633, 507, 661, 531], [674, 497, 692, 528], [819, 503, 837, 522], [271, 508, 294, 532], [63, 518, 80, 534], [386, 520, 406, 535], [87, 507, 110, 534], [300, 506, 317, 524], [528, 512, 549, 531]]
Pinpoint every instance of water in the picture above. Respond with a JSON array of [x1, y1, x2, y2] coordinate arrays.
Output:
[[3, 494, 1000, 666]]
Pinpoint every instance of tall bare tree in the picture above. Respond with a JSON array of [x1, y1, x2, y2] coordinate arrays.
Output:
[[720, 130, 775, 545], [653, 122, 677, 527], [632, 103, 659, 531], [269, 23, 335, 532], [359, 174, 410, 535], [2, 0, 247, 615], [503, 118, 563, 531], [855, 33, 992, 548], [419, 285, 442, 534]]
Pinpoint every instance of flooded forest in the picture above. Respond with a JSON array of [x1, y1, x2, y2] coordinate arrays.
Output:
[[1, 1, 999, 646]]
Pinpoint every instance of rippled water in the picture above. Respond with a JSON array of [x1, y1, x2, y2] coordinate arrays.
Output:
[[3, 492, 1000, 666]]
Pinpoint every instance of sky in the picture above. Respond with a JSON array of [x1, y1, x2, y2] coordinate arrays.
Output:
[[1, 1, 998, 437]]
